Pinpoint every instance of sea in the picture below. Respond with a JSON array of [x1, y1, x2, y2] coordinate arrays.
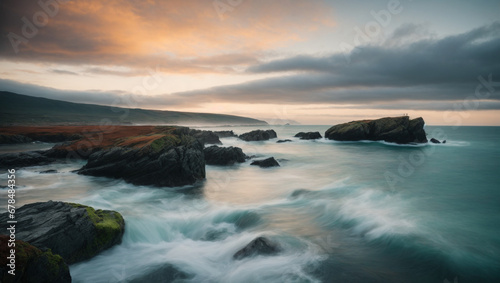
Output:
[[1, 125, 499, 283]]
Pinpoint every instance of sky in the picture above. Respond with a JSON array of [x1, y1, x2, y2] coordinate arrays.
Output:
[[1, 0, 499, 125]]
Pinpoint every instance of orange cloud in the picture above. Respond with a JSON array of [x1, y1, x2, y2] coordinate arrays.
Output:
[[1, 0, 335, 74]]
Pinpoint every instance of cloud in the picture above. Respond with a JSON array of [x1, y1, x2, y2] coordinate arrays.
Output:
[[163, 22, 500, 105], [50, 69, 79, 75], [0, 0, 334, 74]]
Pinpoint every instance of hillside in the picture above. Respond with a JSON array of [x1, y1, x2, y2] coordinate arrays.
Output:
[[0, 91, 267, 126]]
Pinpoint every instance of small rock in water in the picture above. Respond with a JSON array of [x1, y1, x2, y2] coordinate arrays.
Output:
[[276, 139, 292, 143], [239, 129, 277, 141], [250, 157, 280, 168], [204, 145, 247, 165], [233, 237, 281, 260], [443, 140, 447, 144], [430, 138, 441, 144], [294, 132, 322, 140]]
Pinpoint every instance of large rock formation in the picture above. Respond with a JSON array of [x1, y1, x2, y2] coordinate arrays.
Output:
[[0, 201, 125, 264], [0, 126, 210, 187], [250, 157, 280, 168], [204, 145, 247, 165], [78, 140, 205, 187], [239, 130, 277, 141], [294, 132, 322, 140], [0, 235, 71, 283], [325, 116, 427, 144], [233, 237, 281, 260]]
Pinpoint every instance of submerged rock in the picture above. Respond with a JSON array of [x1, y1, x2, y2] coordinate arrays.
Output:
[[250, 157, 280, 168], [294, 132, 322, 140], [0, 151, 55, 169], [430, 138, 441, 144], [0, 235, 71, 283], [128, 264, 192, 283], [276, 139, 292, 143], [0, 201, 125, 264], [325, 116, 427, 144], [204, 145, 247, 165], [239, 130, 277, 141], [233, 237, 281, 260], [40, 169, 58, 174]]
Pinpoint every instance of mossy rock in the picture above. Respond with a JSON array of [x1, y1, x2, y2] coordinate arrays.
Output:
[[66, 203, 125, 263], [0, 201, 126, 265], [0, 234, 71, 283]]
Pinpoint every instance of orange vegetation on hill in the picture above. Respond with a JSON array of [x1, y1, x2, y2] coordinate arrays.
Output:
[[0, 125, 179, 152]]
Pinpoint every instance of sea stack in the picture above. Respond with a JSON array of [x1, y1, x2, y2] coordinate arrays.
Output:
[[325, 116, 427, 144]]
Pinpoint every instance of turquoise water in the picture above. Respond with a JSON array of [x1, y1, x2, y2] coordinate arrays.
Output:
[[1, 125, 499, 282]]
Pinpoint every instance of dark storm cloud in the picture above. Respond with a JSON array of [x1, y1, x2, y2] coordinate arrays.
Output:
[[167, 22, 500, 107]]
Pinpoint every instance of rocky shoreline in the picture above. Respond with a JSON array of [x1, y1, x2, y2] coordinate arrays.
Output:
[[0, 116, 445, 281]]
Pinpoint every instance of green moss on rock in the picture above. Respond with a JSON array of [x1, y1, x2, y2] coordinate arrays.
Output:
[[66, 202, 125, 263], [0, 235, 71, 282]]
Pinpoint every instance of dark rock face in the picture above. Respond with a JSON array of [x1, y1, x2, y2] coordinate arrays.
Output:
[[250, 157, 280, 168], [0, 235, 71, 283], [294, 132, 322, 140], [239, 130, 277, 141], [430, 138, 441, 144], [180, 128, 221, 145], [0, 201, 125, 264], [325, 116, 428, 144], [233, 237, 281, 260], [78, 139, 205, 187], [277, 139, 292, 143], [0, 151, 55, 169], [0, 134, 33, 144], [128, 264, 192, 283], [214, 130, 237, 138], [204, 145, 247, 165]]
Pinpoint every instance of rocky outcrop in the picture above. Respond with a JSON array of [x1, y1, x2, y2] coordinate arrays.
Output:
[[250, 157, 280, 168], [0, 201, 125, 264], [183, 128, 221, 145], [78, 138, 205, 187], [0, 151, 56, 169], [294, 132, 322, 140], [0, 235, 71, 283], [233, 237, 281, 260], [276, 139, 292, 143], [0, 126, 209, 187], [204, 145, 247, 165], [239, 130, 277, 141], [214, 130, 237, 138], [325, 116, 427, 144]]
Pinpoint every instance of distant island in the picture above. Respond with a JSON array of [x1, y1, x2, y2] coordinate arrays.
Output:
[[0, 91, 268, 126]]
